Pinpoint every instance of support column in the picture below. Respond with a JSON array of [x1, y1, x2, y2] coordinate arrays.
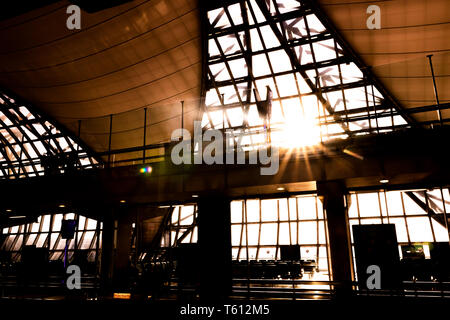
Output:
[[197, 194, 232, 301], [100, 209, 115, 295], [317, 180, 353, 296], [113, 209, 133, 291]]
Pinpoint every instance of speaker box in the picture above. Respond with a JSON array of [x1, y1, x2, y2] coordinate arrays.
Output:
[[353, 224, 401, 289], [61, 219, 77, 239]]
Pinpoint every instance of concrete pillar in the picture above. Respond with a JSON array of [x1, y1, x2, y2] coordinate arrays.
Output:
[[113, 209, 133, 291], [317, 180, 353, 296], [197, 194, 232, 301], [100, 209, 115, 294]]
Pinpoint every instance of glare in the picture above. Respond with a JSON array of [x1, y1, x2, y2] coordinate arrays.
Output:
[[139, 166, 152, 174], [277, 117, 322, 148]]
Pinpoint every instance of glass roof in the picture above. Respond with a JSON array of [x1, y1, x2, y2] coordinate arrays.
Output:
[[203, 0, 409, 150], [0, 90, 99, 179]]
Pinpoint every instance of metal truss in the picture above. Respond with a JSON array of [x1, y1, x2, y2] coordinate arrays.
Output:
[[405, 191, 449, 229], [202, 0, 411, 150], [0, 90, 100, 179], [161, 204, 198, 248]]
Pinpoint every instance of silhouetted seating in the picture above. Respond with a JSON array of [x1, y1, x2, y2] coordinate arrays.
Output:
[[302, 259, 317, 273]]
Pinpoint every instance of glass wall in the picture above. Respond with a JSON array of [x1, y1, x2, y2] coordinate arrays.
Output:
[[1, 213, 102, 262], [348, 188, 450, 279], [230, 195, 330, 280], [0, 90, 99, 179], [161, 204, 198, 247]]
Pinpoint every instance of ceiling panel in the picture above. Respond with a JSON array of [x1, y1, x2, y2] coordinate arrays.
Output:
[[319, 0, 450, 123], [0, 0, 202, 160]]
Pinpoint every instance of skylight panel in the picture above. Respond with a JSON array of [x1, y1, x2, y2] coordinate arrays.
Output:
[[349, 120, 369, 131], [393, 116, 407, 126], [326, 123, 346, 136], [1, 112, 13, 126], [204, 0, 409, 150], [219, 84, 245, 104], [32, 123, 46, 135], [274, 0, 301, 14], [268, 50, 292, 72], [340, 62, 363, 84], [249, 28, 264, 51], [313, 40, 338, 62], [208, 110, 226, 128], [217, 34, 242, 56], [306, 14, 326, 34], [205, 90, 221, 107], [208, 39, 220, 57], [249, 0, 266, 24], [316, 66, 341, 87], [228, 3, 244, 25], [227, 107, 244, 127], [294, 72, 311, 94], [255, 78, 278, 98], [79, 157, 92, 166], [18, 106, 34, 120], [208, 8, 231, 29], [248, 105, 263, 126], [270, 100, 284, 122], [201, 113, 210, 128], [228, 58, 248, 78], [56, 137, 71, 151], [276, 74, 298, 96], [259, 25, 281, 49], [324, 91, 345, 112], [210, 62, 231, 82], [252, 54, 272, 77], [342, 87, 367, 109], [287, 19, 307, 40], [23, 143, 38, 158]]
